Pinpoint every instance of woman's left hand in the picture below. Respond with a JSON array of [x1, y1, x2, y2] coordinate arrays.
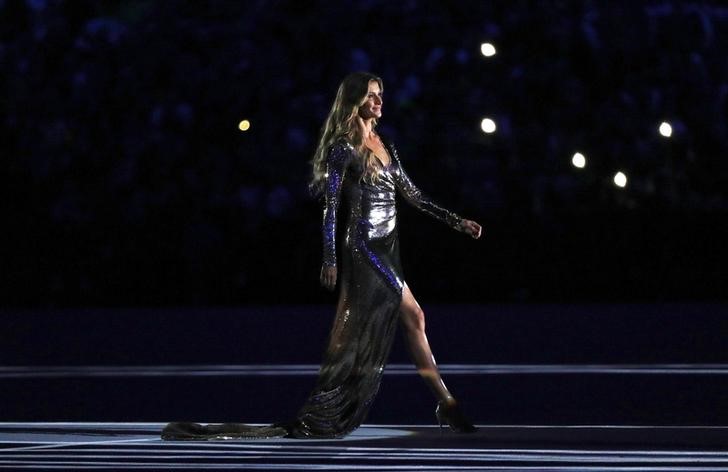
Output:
[[459, 219, 482, 239]]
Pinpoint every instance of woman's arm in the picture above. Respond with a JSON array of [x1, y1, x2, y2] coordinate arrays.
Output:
[[390, 145, 482, 239], [320, 141, 351, 289], [391, 149, 461, 228]]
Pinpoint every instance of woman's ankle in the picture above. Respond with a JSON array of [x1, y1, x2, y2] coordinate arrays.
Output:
[[440, 395, 456, 407]]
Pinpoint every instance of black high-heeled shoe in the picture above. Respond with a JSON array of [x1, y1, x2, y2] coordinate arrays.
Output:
[[435, 400, 477, 433]]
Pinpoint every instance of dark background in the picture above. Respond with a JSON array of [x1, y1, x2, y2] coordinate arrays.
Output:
[[3, 0, 727, 307]]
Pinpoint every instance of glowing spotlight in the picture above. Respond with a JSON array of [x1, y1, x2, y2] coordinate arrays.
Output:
[[238, 119, 251, 131], [571, 152, 586, 169], [480, 42, 497, 57], [613, 171, 627, 188], [480, 118, 496, 134], [658, 121, 672, 138]]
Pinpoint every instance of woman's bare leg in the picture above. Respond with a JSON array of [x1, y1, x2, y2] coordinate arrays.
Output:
[[399, 283, 455, 405]]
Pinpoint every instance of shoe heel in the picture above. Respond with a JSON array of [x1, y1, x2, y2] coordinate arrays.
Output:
[[435, 403, 444, 435], [435, 399, 477, 434]]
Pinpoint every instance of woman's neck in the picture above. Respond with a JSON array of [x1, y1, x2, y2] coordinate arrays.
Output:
[[361, 118, 375, 139]]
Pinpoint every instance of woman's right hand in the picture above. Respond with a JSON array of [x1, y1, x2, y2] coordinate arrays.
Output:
[[320, 265, 337, 291]]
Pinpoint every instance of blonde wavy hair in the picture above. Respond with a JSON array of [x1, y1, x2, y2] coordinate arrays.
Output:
[[310, 72, 384, 195]]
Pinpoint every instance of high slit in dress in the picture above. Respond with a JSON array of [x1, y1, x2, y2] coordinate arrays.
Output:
[[161, 137, 462, 440]]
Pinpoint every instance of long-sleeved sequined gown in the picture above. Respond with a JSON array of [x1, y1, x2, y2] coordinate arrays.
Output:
[[161, 137, 461, 440]]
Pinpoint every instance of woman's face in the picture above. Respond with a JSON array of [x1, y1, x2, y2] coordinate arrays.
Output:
[[358, 80, 383, 120]]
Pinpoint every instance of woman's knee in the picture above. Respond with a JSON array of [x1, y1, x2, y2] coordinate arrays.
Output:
[[402, 305, 426, 333]]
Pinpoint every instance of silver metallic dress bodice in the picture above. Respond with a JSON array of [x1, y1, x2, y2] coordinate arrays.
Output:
[[322, 138, 461, 293]]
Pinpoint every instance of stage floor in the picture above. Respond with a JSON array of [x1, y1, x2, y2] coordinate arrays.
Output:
[[2, 422, 728, 470], [4, 304, 728, 469]]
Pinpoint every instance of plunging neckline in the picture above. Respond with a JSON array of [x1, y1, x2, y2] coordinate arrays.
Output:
[[375, 153, 391, 169], [365, 132, 392, 169], [367, 141, 392, 169]]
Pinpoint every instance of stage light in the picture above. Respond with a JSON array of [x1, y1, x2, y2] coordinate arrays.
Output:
[[238, 119, 251, 131], [480, 118, 496, 134], [571, 152, 586, 168], [658, 121, 672, 137], [480, 42, 497, 57], [613, 171, 627, 188]]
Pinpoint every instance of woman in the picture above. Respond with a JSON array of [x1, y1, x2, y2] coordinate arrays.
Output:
[[162, 71, 482, 440]]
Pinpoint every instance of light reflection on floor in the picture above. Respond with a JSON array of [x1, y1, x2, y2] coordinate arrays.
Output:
[[2, 423, 728, 470]]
